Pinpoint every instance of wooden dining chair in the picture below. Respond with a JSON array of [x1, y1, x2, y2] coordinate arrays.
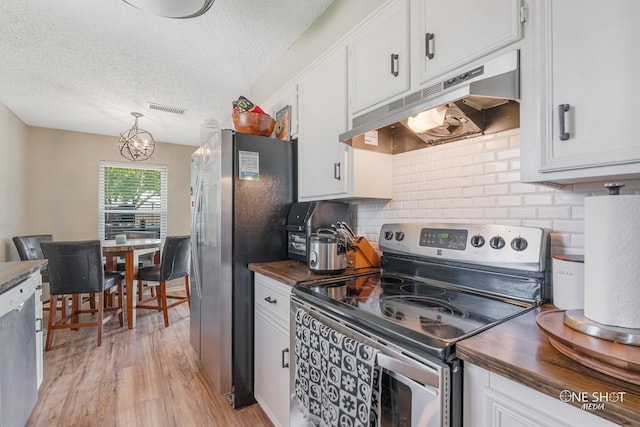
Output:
[[41, 240, 124, 350], [12, 234, 61, 312], [136, 236, 191, 327]]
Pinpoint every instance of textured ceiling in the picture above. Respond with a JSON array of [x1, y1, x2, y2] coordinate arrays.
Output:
[[0, 0, 334, 146]]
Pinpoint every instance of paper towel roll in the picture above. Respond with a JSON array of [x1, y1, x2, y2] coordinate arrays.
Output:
[[584, 194, 640, 328]]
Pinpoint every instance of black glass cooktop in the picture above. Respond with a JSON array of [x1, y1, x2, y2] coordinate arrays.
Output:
[[299, 273, 529, 343]]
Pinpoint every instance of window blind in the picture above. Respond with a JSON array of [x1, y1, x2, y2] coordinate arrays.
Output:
[[98, 162, 167, 240]]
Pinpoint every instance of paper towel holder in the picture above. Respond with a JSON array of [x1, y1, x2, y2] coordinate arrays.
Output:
[[563, 180, 640, 346], [604, 182, 625, 195], [563, 310, 640, 346]]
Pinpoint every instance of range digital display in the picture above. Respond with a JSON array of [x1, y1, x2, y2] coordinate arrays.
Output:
[[420, 228, 468, 250]]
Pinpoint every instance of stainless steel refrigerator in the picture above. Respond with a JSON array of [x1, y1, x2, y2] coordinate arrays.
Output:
[[190, 124, 295, 409]]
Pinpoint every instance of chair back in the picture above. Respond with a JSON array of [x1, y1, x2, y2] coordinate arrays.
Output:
[[160, 236, 191, 282], [13, 234, 53, 282], [125, 230, 159, 239], [41, 240, 107, 295], [13, 234, 53, 260]]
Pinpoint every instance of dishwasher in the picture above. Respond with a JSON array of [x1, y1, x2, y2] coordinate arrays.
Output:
[[0, 277, 38, 427]]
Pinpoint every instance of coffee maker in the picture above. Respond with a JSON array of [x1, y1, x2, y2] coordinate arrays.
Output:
[[285, 202, 350, 262]]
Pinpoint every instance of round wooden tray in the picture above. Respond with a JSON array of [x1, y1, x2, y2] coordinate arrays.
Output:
[[536, 310, 640, 385]]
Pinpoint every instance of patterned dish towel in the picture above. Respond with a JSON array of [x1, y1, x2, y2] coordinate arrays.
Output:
[[294, 308, 380, 427]]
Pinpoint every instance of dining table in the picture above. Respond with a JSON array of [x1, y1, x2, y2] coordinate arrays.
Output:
[[102, 238, 162, 328]]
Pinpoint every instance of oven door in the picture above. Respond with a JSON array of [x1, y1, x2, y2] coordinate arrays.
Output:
[[290, 296, 449, 427]]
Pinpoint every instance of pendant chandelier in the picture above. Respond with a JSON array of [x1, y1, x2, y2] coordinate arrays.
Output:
[[118, 112, 155, 161]]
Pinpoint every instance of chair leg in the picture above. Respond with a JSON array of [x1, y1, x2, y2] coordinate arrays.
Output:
[[45, 294, 58, 351], [117, 282, 124, 327], [97, 292, 104, 347], [160, 281, 169, 327], [185, 276, 190, 304]]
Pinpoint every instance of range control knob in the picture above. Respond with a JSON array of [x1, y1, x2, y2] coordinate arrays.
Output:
[[470, 234, 485, 248], [511, 237, 528, 251], [384, 230, 394, 240], [489, 235, 505, 249], [395, 231, 405, 241]]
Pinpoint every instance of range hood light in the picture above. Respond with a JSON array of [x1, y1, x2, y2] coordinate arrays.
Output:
[[407, 106, 447, 134], [340, 50, 521, 154]]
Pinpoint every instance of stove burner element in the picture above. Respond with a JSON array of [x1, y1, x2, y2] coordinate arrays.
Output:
[[379, 295, 474, 340]]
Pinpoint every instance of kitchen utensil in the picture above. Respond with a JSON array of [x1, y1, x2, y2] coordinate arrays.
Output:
[[346, 236, 381, 269]]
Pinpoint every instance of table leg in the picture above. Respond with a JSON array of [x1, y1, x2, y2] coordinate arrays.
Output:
[[105, 255, 117, 272], [125, 251, 137, 328]]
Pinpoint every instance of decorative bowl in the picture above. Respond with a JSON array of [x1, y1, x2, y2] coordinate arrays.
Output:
[[232, 111, 276, 137]]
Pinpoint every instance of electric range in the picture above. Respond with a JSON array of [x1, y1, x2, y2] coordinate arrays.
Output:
[[290, 223, 550, 426]]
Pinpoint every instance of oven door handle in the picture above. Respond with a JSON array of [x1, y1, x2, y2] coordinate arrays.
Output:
[[377, 353, 440, 389]]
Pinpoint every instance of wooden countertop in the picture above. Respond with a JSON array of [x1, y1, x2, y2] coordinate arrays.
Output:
[[0, 260, 46, 294], [457, 305, 640, 426], [248, 259, 379, 287]]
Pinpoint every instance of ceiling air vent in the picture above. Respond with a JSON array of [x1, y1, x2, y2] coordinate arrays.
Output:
[[146, 102, 186, 115]]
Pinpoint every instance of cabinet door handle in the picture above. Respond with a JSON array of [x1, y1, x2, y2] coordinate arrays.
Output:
[[264, 296, 277, 304], [36, 317, 43, 333], [282, 348, 289, 368], [390, 53, 399, 77], [558, 104, 570, 141], [425, 33, 435, 59], [334, 162, 341, 181]]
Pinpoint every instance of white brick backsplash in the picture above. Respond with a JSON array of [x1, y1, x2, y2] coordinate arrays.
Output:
[[523, 194, 554, 205], [538, 207, 571, 219], [497, 148, 520, 160], [496, 195, 523, 206], [351, 130, 640, 254], [509, 207, 538, 219], [483, 161, 509, 174], [571, 206, 584, 220], [496, 171, 521, 183], [462, 186, 484, 198], [484, 207, 509, 218], [462, 163, 485, 176], [484, 184, 509, 196]]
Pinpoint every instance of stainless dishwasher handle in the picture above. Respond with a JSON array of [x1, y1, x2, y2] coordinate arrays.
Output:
[[377, 353, 440, 389]]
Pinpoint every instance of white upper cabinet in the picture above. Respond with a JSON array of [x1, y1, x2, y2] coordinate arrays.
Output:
[[298, 46, 351, 200], [520, 0, 640, 184], [298, 45, 393, 201], [411, 0, 522, 86], [348, 0, 410, 114]]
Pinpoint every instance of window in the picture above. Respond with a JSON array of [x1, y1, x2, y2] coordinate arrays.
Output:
[[99, 162, 167, 240]]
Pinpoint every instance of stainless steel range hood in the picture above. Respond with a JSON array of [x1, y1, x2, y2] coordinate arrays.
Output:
[[340, 50, 520, 154]]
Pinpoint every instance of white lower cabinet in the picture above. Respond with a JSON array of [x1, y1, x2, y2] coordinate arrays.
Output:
[[254, 273, 291, 427], [35, 277, 43, 388], [464, 363, 617, 427]]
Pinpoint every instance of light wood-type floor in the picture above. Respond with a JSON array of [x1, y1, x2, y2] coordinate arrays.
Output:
[[27, 298, 274, 427]]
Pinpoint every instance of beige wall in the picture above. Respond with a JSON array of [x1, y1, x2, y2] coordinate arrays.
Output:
[[0, 102, 29, 261], [26, 127, 195, 242]]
